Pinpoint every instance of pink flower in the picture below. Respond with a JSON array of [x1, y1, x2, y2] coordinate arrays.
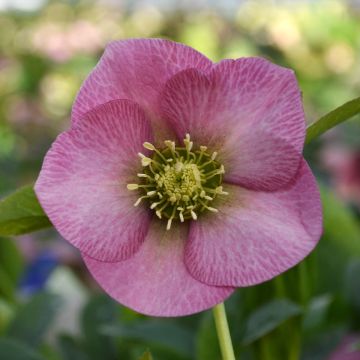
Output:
[[321, 145, 360, 206], [35, 39, 322, 316], [328, 335, 360, 360]]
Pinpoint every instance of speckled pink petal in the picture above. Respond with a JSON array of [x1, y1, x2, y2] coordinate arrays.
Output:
[[160, 58, 305, 191], [35, 100, 153, 262], [185, 160, 322, 287], [72, 38, 212, 139], [83, 221, 234, 317]]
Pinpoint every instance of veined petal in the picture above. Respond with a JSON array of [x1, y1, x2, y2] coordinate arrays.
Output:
[[83, 221, 234, 317], [160, 58, 305, 191], [35, 100, 153, 262], [185, 160, 322, 287], [72, 38, 212, 140]]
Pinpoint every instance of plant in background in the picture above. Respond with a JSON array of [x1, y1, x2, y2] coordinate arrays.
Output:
[[33, 39, 324, 357]]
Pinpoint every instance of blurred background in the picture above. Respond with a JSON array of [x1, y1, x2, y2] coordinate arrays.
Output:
[[0, 0, 360, 359]]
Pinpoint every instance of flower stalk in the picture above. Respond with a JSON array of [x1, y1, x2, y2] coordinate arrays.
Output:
[[213, 302, 236, 360]]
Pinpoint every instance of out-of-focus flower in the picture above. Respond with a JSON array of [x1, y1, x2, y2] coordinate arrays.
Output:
[[32, 21, 104, 63], [321, 145, 360, 206], [267, 15, 301, 51], [328, 334, 360, 360], [324, 43, 355, 74], [7, 97, 44, 125], [35, 39, 322, 316], [18, 251, 58, 296]]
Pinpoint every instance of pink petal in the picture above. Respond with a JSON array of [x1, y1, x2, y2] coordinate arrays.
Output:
[[35, 100, 153, 262], [83, 221, 234, 317], [160, 58, 305, 191], [72, 38, 212, 137], [185, 160, 322, 287]]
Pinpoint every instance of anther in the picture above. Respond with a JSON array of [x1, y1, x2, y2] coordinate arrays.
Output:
[[205, 165, 225, 180], [139, 154, 152, 167], [191, 210, 197, 220], [183, 133, 193, 154], [156, 201, 169, 219], [143, 142, 155, 151], [134, 196, 148, 207], [167, 207, 177, 230], [164, 140, 175, 152], [166, 218, 173, 231], [196, 146, 208, 164], [150, 202, 159, 209], [216, 186, 229, 195], [127, 184, 139, 190]]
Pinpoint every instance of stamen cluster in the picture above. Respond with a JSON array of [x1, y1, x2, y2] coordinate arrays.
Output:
[[127, 134, 228, 230]]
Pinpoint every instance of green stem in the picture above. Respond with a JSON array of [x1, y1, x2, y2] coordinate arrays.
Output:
[[273, 275, 286, 298], [213, 302, 236, 360], [298, 260, 310, 306], [260, 337, 274, 360], [288, 324, 301, 360]]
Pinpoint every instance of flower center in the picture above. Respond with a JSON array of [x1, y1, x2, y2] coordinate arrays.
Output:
[[127, 134, 228, 230]]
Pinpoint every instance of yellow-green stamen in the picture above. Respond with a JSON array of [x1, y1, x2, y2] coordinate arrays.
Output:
[[127, 134, 227, 230]]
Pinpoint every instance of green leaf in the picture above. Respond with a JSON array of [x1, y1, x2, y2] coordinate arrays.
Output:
[[0, 266, 16, 301], [6, 292, 62, 348], [81, 295, 118, 360], [0, 299, 13, 334], [0, 185, 52, 236], [58, 335, 90, 360], [195, 312, 221, 360], [103, 321, 194, 358], [320, 186, 360, 255], [241, 299, 302, 345], [301, 327, 346, 360], [0, 338, 46, 360], [345, 260, 360, 312], [0, 237, 24, 284], [139, 350, 154, 360], [303, 295, 333, 331], [305, 96, 360, 144], [0, 238, 23, 301]]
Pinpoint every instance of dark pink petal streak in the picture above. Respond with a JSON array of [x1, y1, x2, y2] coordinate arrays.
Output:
[[185, 160, 322, 287], [160, 58, 306, 191], [35, 100, 153, 262], [83, 221, 234, 317]]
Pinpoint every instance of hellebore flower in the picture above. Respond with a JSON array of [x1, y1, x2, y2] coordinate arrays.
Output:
[[35, 39, 322, 316]]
